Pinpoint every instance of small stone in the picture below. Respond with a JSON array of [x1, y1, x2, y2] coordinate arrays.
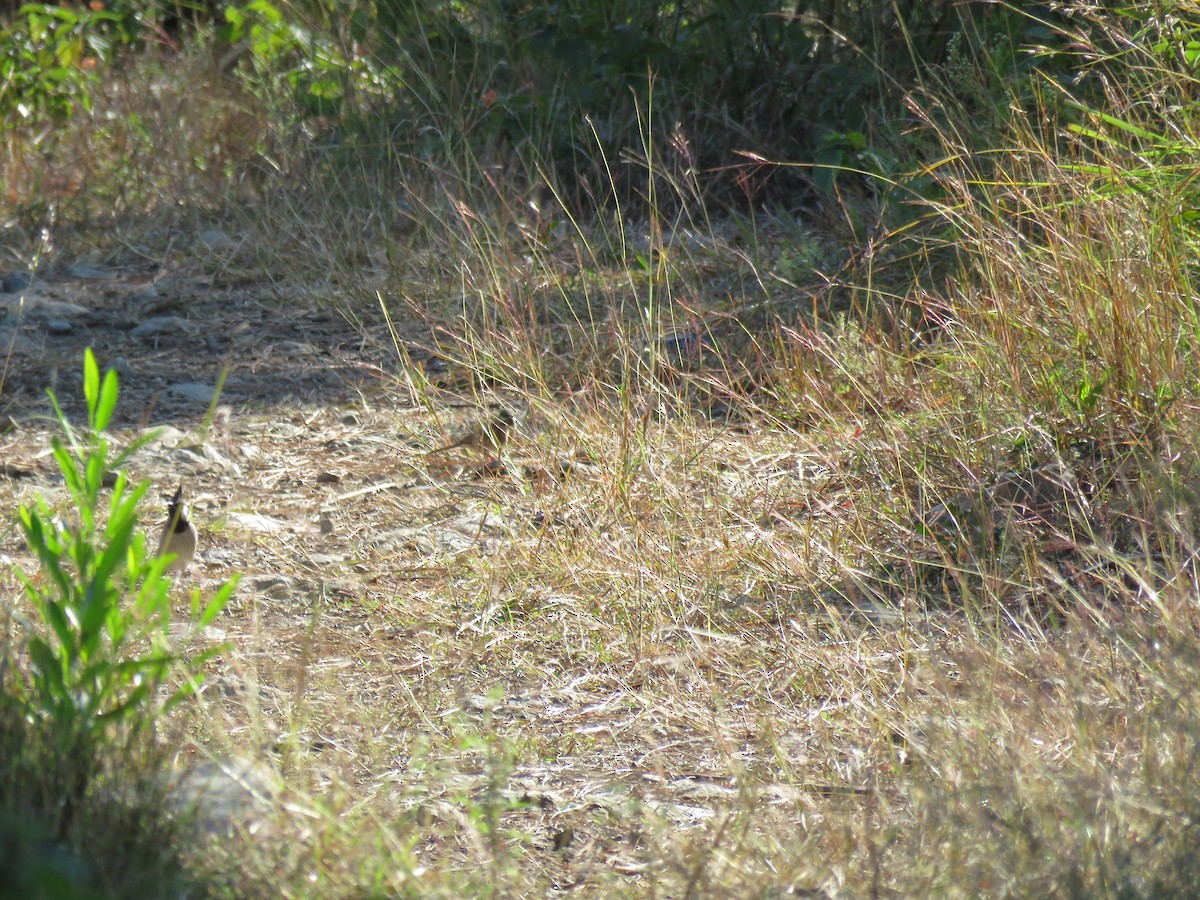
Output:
[[147, 425, 188, 447], [2, 271, 33, 293], [0, 329, 41, 355], [44, 318, 72, 334], [167, 446, 207, 465], [132, 316, 190, 337], [168, 756, 279, 838], [166, 383, 217, 403], [198, 230, 235, 250], [106, 357, 134, 379], [248, 574, 293, 592], [275, 340, 317, 356], [29, 299, 89, 319], [227, 511, 289, 533], [63, 264, 107, 279]]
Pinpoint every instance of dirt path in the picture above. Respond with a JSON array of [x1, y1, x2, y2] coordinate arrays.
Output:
[[1, 264, 896, 891]]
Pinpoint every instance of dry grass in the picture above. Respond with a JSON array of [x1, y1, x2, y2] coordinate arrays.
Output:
[[3, 7, 1200, 897]]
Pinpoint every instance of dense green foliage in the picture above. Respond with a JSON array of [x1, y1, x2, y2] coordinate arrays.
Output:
[[1, 1, 1081, 208]]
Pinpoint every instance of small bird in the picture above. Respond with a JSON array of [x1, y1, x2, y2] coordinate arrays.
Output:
[[427, 408, 514, 458], [156, 485, 197, 573]]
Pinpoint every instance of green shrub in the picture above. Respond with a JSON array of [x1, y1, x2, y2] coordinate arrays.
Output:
[[0, 3, 139, 123], [6, 349, 235, 842]]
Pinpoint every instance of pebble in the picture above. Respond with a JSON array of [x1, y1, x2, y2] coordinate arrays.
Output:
[[226, 511, 290, 533], [25, 299, 89, 320], [274, 340, 317, 356], [44, 318, 72, 334], [106, 356, 134, 379], [147, 425, 188, 447], [1, 271, 33, 293], [166, 445, 207, 466], [247, 574, 293, 592], [62, 263, 107, 279], [167, 756, 279, 838], [0, 326, 44, 355], [131, 315, 190, 337], [166, 383, 217, 403], [198, 230, 235, 250]]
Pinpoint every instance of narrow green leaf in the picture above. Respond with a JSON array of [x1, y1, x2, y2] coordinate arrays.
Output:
[[93, 512, 135, 589], [51, 441, 84, 500], [110, 430, 159, 470], [28, 636, 67, 690], [40, 598, 78, 660], [195, 576, 239, 628], [93, 366, 119, 432], [78, 579, 117, 647], [86, 452, 107, 499], [83, 347, 99, 423], [100, 687, 150, 722]]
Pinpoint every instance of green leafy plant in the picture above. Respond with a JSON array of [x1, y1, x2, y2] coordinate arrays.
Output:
[[0, 3, 129, 123], [12, 349, 236, 836], [222, 0, 390, 118]]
